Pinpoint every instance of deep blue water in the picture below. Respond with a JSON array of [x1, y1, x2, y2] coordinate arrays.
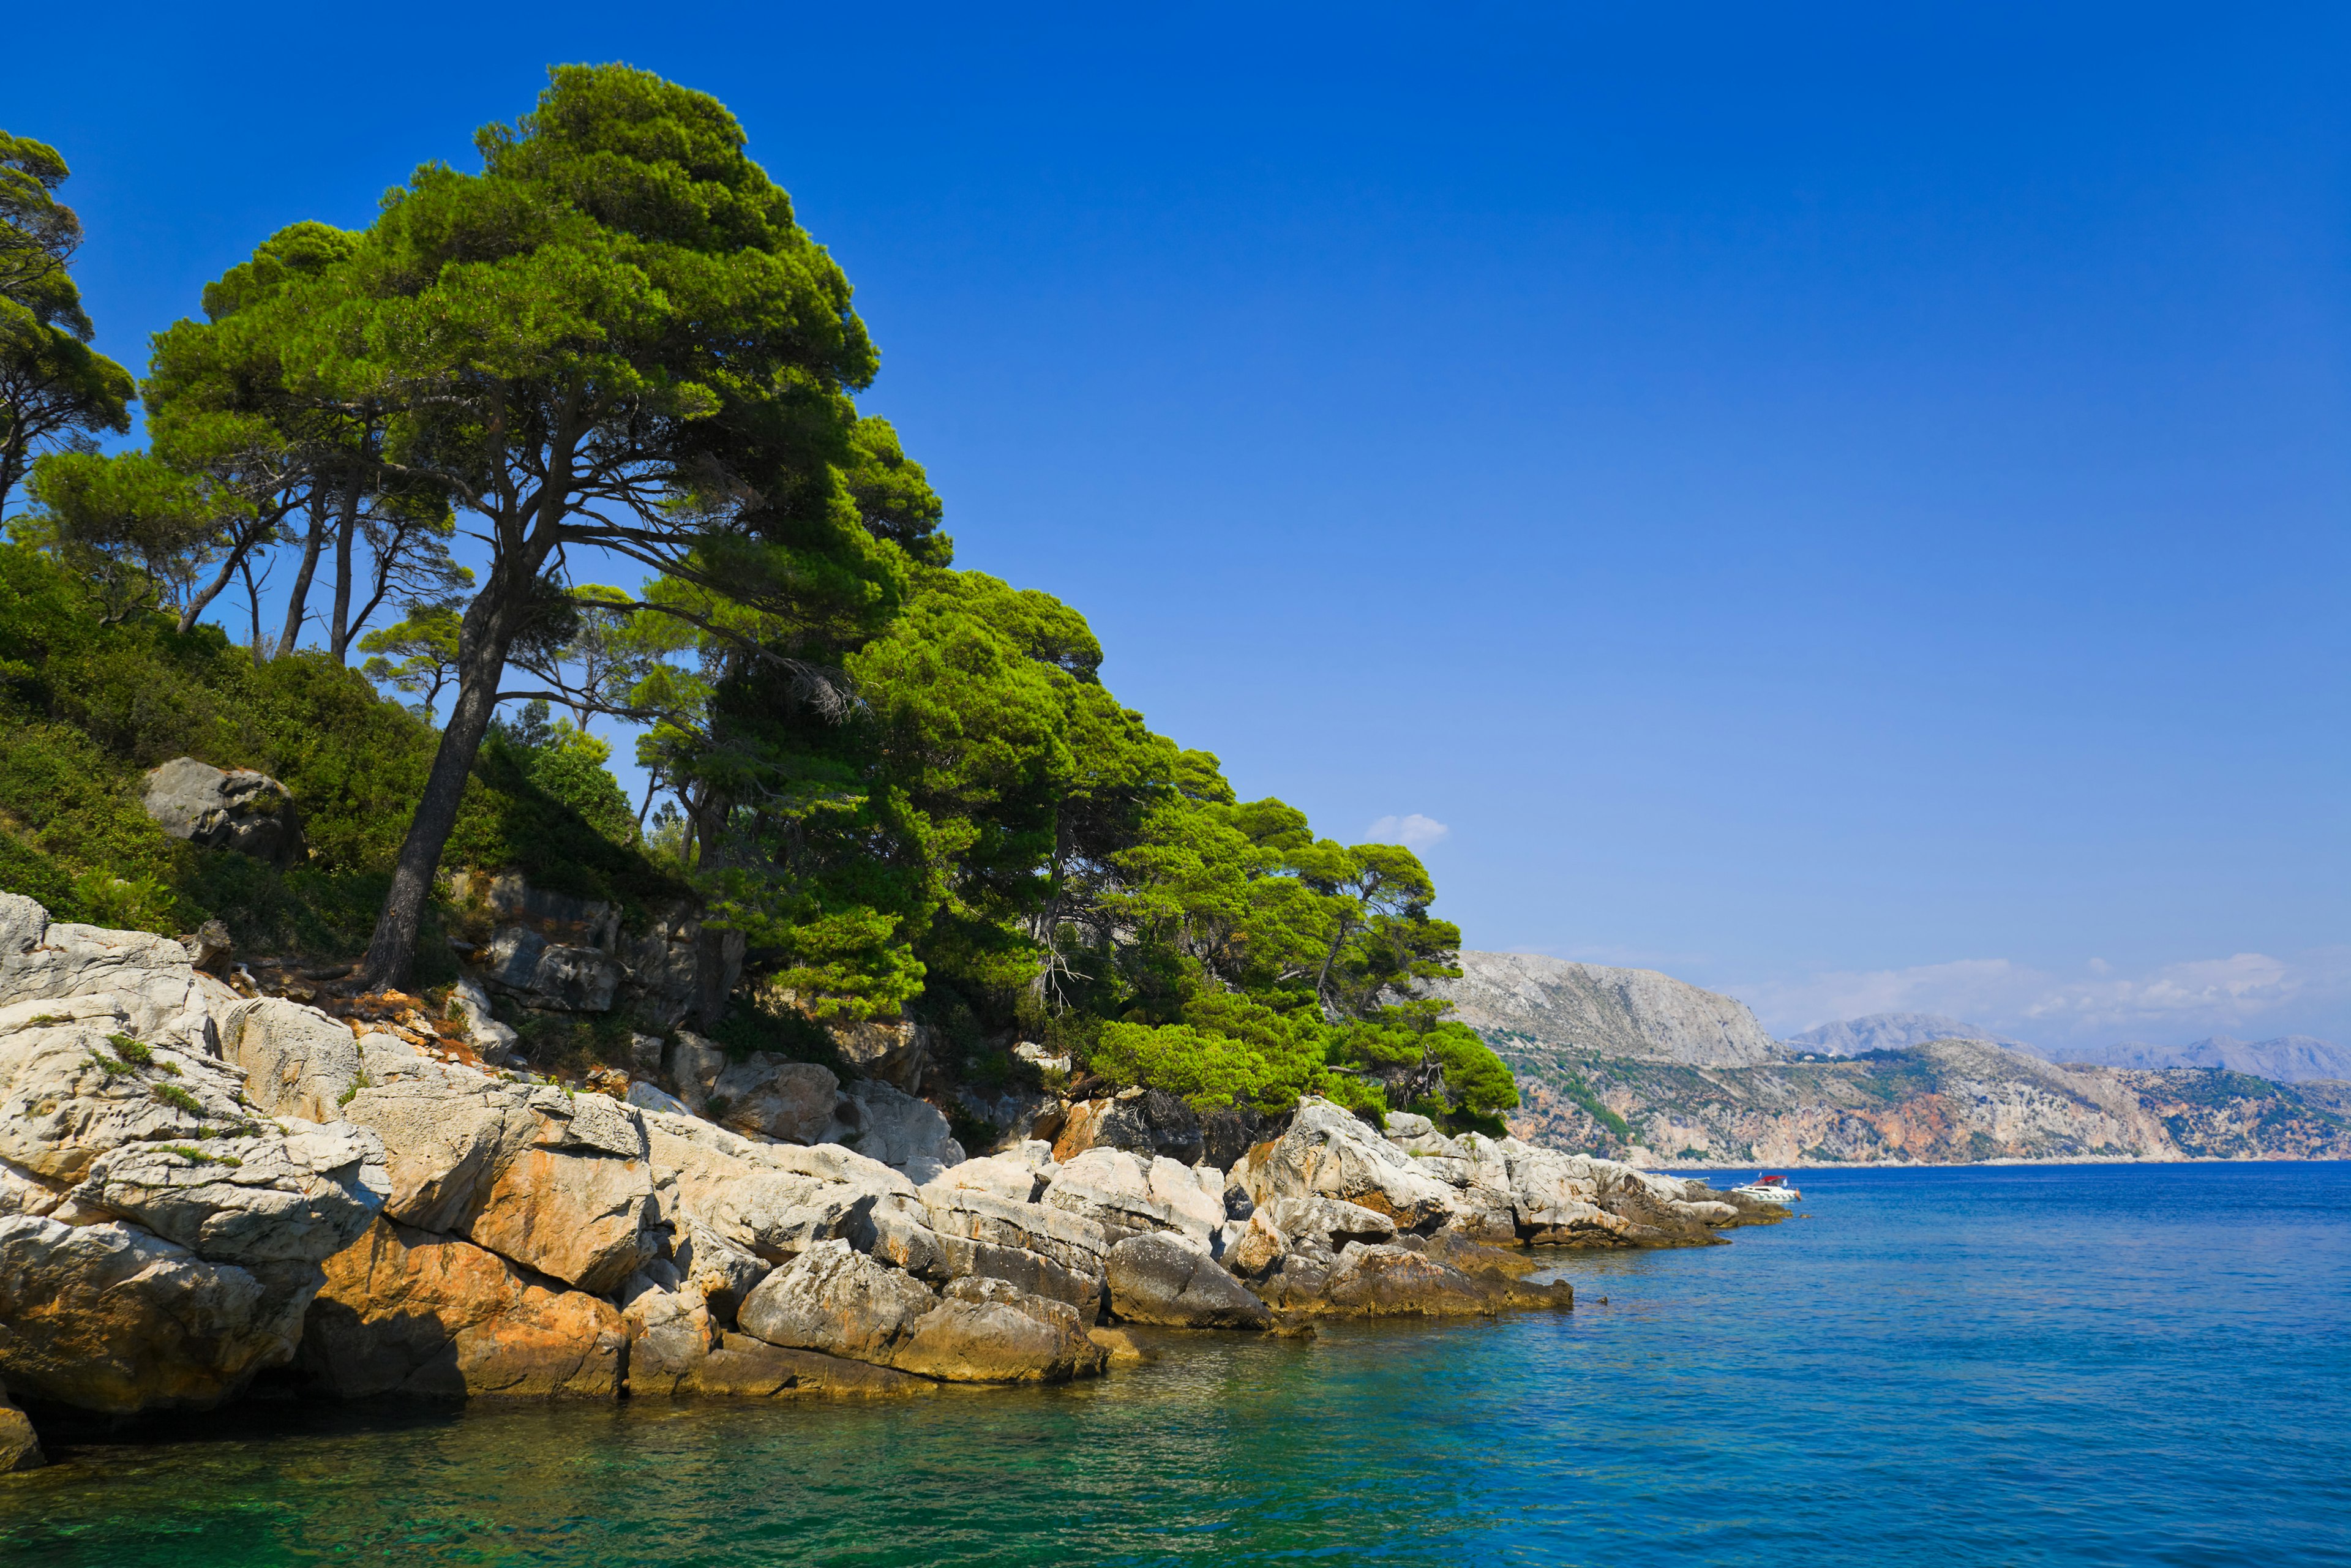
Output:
[[3, 1161, 2347, 1566]]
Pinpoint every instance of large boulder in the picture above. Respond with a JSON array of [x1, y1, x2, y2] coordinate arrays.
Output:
[[887, 1275, 1106, 1384], [711, 1053, 838, 1143], [665, 1030, 728, 1112], [298, 1218, 624, 1398], [0, 1382, 39, 1472], [1234, 1098, 1458, 1231], [448, 873, 742, 1030], [1318, 1243, 1504, 1317], [910, 1186, 1109, 1313], [0, 1214, 327, 1413], [1052, 1090, 1205, 1165], [1043, 1148, 1224, 1247], [481, 927, 623, 1014], [737, 1239, 938, 1364], [0, 895, 227, 1043], [618, 906, 742, 1030], [140, 757, 300, 866], [68, 1123, 387, 1266], [828, 1015, 931, 1092], [617, 1262, 719, 1392], [0, 899, 391, 1414], [923, 1149, 1051, 1206], [339, 1065, 659, 1293], [826, 1078, 964, 1184], [621, 1258, 929, 1400], [736, 1240, 1105, 1385], [1105, 1232, 1270, 1329], [1261, 1194, 1397, 1250], [1498, 1144, 1722, 1247]]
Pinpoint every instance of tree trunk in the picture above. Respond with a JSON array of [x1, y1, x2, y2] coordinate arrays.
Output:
[[358, 574, 524, 990], [0, 429, 28, 520], [240, 555, 266, 666], [327, 481, 360, 662], [177, 514, 272, 635], [275, 487, 328, 658]]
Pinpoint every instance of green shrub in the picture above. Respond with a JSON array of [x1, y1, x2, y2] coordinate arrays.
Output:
[[0, 542, 673, 964], [151, 1082, 202, 1114]]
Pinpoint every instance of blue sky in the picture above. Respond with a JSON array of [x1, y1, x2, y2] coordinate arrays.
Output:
[[11, 3, 2347, 1046]]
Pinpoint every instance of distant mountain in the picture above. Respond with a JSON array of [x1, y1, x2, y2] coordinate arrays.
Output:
[[1499, 1038, 2351, 1167], [1428, 953, 1780, 1067], [1782, 1013, 2046, 1060], [2057, 1035, 2351, 1084]]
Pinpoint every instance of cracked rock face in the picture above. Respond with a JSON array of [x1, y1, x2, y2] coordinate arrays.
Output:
[[1043, 1147, 1225, 1248], [1235, 1100, 1458, 1232], [339, 1067, 661, 1296], [299, 1219, 625, 1400], [0, 1215, 330, 1413], [1105, 1232, 1270, 1329], [0, 896, 389, 1414]]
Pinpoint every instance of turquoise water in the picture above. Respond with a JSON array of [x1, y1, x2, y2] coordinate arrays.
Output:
[[4, 1161, 2347, 1566]]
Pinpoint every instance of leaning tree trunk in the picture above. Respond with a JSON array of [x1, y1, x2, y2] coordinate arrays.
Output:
[[358, 574, 526, 990], [326, 482, 361, 662], [275, 488, 328, 658]]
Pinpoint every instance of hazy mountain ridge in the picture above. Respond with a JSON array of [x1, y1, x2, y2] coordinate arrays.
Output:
[[1428, 952, 1779, 1067], [1779, 1013, 2347, 1084], [1783, 1012, 2046, 1059], [2053, 1035, 2351, 1083], [1438, 954, 2350, 1165], [1497, 1039, 2351, 1166]]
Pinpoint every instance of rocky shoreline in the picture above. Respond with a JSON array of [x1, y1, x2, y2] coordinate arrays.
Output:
[[0, 896, 1783, 1472]]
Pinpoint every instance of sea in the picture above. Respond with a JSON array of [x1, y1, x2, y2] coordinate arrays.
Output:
[[2, 1161, 2346, 1566]]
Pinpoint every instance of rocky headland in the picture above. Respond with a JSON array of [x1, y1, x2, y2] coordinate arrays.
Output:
[[1432, 952, 2351, 1166], [0, 896, 1784, 1468]]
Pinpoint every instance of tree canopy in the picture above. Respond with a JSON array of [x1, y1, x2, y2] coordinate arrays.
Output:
[[0, 68, 1516, 1132], [0, 132, 134, 519]]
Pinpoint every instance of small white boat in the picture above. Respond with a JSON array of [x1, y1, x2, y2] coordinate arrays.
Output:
[[1730, 1173, 1801, 1204]]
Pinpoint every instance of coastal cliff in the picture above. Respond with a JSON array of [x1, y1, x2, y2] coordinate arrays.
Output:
[[0, 896, 1783, 1463], [1427, 953, 1781, 1067], [1433, 951, 2351, 1166], [1501, 1038, 2351, 1165]]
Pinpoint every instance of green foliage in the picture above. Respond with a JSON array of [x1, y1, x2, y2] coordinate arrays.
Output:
[[1, 131, 137, 517], [493, 702, 636, 845], [105, 1034, 153, 1066], [1556, 1070, 1633, 1142], [1, 79, 1515, 1128], [1090, 1022, 1292, 1113], [1318, 1073, 1390, 1127], [705, 986, 842, 1070], [358, 602, 461, 713], [151, 1082, 202, 1114], [0, 539, 668, 958]]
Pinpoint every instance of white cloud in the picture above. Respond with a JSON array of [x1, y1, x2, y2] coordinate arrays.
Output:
[[1738, 946, 2351, 1046], [1366, 813, 1449, 851]]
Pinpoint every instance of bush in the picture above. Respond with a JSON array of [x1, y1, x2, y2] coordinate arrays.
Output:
[[0, 541, 676, 964]]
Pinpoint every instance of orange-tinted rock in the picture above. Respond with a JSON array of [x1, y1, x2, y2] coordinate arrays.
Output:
[[298, 1218, 623, 1399]]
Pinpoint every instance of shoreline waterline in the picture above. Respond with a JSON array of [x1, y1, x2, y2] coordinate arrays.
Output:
[[5, 1160, 2345, 1566]]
